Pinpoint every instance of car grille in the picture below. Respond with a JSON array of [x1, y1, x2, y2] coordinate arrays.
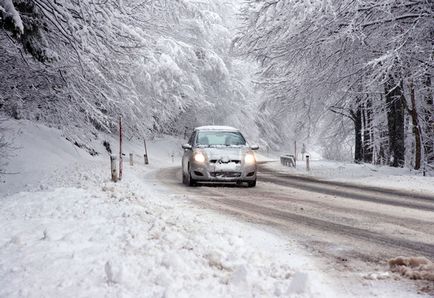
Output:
[[210, 159, 241, 164], [210, 172, 242, 178]]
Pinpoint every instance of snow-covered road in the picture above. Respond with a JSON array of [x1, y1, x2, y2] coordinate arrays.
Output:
[[156, 165, 434, 296]]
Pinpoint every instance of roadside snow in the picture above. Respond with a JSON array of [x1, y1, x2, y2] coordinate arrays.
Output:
[[1, 172, 324, 297], [261, 158, 434, 196], [0, 120, 338, 297], [389, 257, 434, 282]]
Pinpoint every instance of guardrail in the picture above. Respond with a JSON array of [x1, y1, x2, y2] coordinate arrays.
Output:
[[280, 154, 296, 167]]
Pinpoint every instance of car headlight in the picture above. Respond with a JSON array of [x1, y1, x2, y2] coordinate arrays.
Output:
[[244, 153, 256, 164], [194, 152, 206, 163]]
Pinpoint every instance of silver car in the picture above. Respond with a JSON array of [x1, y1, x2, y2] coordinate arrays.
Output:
[[181, 126, 259, 187]]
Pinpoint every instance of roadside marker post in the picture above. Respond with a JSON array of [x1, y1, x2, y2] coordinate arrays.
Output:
[[119, 116, 123, 180], [306, 155, 310, 171], [144, 139, 149, 165], [301, 143, 306, 161], [129, 153, 134, 166], [110, 155, 118, 182]]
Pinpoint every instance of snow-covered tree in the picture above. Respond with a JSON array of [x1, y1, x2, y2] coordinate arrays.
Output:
[[235, 0, 433, 170], [0, 0, 261, 147]]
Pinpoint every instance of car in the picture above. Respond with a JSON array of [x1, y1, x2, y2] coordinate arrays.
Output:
[[181, 126, 259, 187]]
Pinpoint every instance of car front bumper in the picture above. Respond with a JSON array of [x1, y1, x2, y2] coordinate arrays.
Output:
[[190, 161, 257, 182]]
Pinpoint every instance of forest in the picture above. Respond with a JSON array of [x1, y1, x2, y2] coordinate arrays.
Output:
[[0, 0, 261, 147], [234, 0, 433, 171], [1, 0, 433, 172]]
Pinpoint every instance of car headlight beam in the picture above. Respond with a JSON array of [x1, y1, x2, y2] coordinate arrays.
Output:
[[194, 152, 206, 163], [244, 153, 256, 164]]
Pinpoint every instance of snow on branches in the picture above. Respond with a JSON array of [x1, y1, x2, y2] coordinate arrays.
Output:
[[0, 0, 260, 145], [0, 0, 23, 34], [236, 0, 433, 170]]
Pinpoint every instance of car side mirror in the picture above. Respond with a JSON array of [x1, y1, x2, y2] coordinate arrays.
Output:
[[182, 143, 192, 150], [250, 145, 259, 151]]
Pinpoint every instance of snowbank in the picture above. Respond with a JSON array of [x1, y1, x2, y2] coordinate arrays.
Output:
[[1, 172, 325, 297], [389, 257, 434, 282]]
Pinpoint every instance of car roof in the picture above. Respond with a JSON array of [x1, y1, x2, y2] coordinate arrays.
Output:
[[194, 125, 239, 132]]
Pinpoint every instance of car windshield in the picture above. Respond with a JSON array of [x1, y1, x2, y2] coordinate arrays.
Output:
[[196, 131, 246, 147]]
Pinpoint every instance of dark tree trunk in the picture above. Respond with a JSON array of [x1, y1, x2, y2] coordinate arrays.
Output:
[[385, 77, 405, 167], [424, 73, 433, 166], [408, 79, 422, 170], [374, 94, 387, 165], [362, 98, 373, 163], [354, 105, 363, 163]]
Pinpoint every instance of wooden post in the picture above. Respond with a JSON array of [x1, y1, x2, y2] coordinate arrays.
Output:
[[129, 153, 133, 166], [110, 155, 118, 182], [301, 143, 306, 161], [119, 117, 123, 180], [144, 139, 149, 165], [306, 155, 310, 171]]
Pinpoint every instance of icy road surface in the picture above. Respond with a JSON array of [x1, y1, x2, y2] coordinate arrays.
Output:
[[157, 163, 434, 295]]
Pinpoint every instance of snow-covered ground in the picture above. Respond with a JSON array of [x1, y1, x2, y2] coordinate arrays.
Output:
[[0, 120, 338, 297], [1, 120, 432, 297], [259, 154, 434, 196]]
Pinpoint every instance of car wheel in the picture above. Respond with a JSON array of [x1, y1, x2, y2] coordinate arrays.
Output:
[[187, 164, 197, 187], [182, 161, 188, 185], [247, 180, 256, 187], [182, 171, 188, 185]]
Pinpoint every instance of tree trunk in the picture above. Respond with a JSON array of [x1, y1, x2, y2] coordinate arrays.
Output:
[[385, 77, 405, 167], [354, 105, 363, 163], [362, 98, 373, 163], [408, 79, 421, 170], [423, 73, 433, 166]]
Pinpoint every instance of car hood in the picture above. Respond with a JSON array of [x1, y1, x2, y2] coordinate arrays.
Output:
[[199, 146, 248, 161]]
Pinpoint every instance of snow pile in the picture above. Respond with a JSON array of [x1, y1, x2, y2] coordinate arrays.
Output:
[[0, 175, 303, 297], [0, 120, 97, 196], [389, 257, 434, 282], [362, 272, 391, 281]]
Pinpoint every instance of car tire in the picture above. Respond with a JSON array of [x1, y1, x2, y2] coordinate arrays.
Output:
[[182, 161, 188, 185], [182, 171, 188, 185], [187, 164, 197, 187], [247, 180, 256, 187]]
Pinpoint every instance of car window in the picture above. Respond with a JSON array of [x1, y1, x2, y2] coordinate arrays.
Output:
[[188, 132, 196, 145], [196, 131, 246, 147]]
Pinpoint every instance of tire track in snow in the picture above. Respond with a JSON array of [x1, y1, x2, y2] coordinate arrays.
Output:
[[156, 166, 434, 259], [258, 168, 434, 212]]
